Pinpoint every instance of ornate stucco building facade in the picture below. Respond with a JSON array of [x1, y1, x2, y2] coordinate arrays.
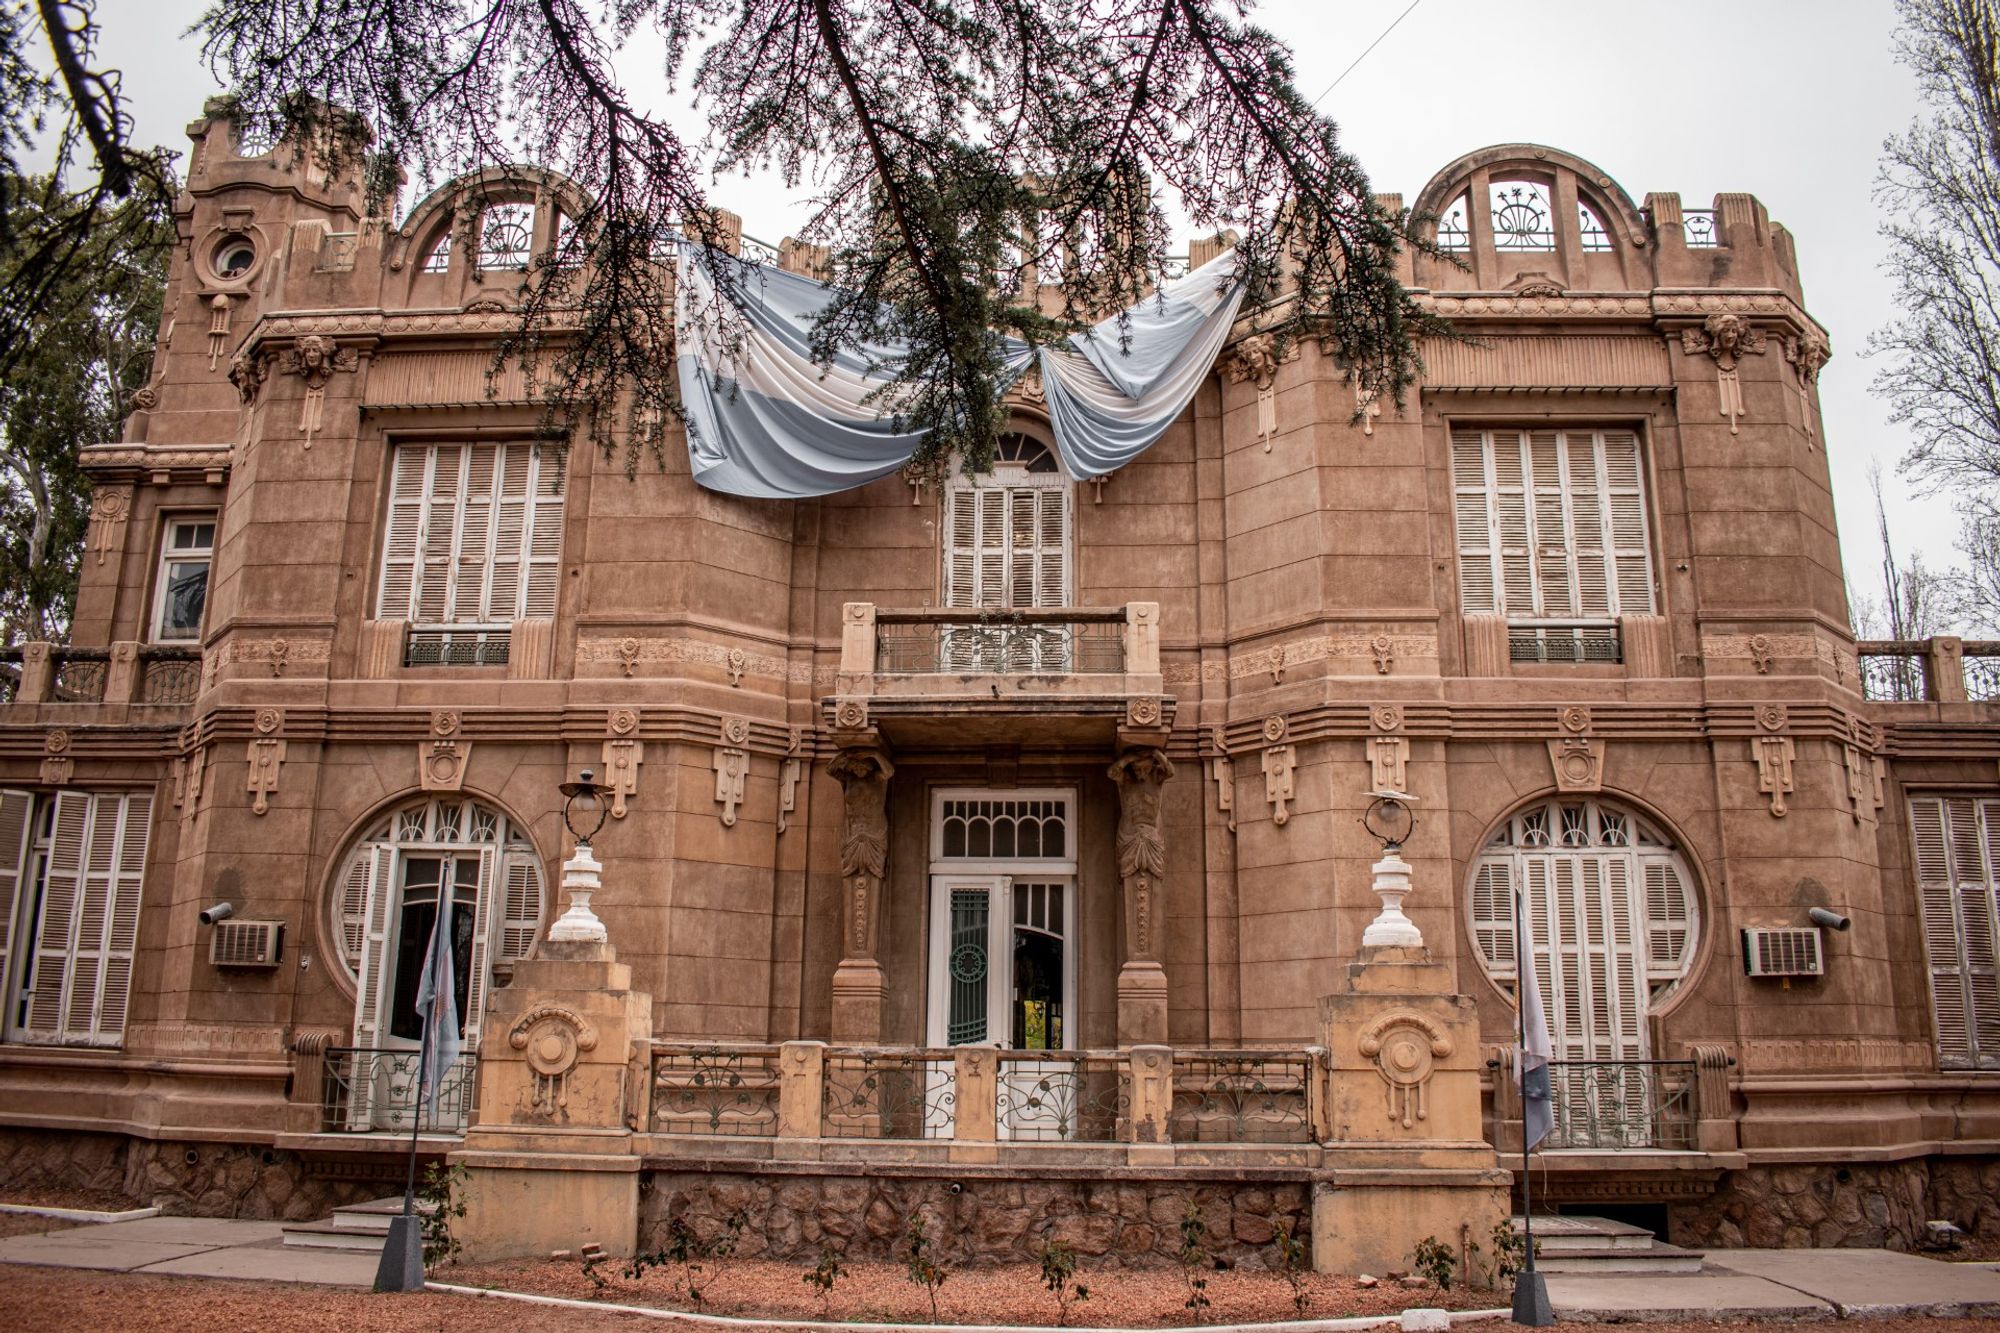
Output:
[[0, 103, 1996, 1262]]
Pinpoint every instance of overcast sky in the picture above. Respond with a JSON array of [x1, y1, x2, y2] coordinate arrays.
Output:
[[93, 0, 1933, 597]]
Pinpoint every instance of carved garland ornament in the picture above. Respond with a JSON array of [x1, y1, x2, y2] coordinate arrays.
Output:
[[1358, 1011, 1454, 1131], [508, 1005, 600, 1118]]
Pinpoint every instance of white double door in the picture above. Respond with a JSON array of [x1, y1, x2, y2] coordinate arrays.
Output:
[[926, 873, 1079, 1138]]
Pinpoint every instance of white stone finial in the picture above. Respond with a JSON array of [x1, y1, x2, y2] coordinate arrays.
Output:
[[548, 842, 608, 943], [1361, 846, 1424, 949]]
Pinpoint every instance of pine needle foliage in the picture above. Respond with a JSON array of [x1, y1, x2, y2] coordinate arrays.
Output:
[[197, 0, 1441, 475]]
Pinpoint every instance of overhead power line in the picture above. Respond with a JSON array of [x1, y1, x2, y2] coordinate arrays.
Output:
[[1312, 0, 1423, 106]]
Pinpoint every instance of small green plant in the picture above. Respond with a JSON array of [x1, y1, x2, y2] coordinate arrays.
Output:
[[1038, 1237, 1091, 1327], [1412, 1234, 1457, 1291], [1275, 1217, 1310, 1315], [804, 1245, 845, 1316], [417, 1161, 467, 1270], [1490, 1218, 1539, 1283], [1177, 1200, 1212, 1325], [580, 1248, 611, 1293], [627, 1211, 746, 1312], [905, 1211, 951, 1323]]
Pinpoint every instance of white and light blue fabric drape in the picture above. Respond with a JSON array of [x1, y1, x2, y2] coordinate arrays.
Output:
[[676, 245, 1244, 498]]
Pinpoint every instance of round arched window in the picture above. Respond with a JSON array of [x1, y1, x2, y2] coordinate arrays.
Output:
[[328, 797, 544, 1050], [1466, 797, 1700, 1060], [212, 237, 257, 280]]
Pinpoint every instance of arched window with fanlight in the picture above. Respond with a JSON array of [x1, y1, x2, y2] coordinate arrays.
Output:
[[1466, 798, 1700, 1147], [327, 796, 545, 1129], [937, 434, 1073, 670]]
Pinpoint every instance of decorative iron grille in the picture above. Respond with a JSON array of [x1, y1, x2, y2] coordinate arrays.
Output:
[[50, 652, 108, 702], [1682, 211, 1719, 248], [1963, 645, 2000, 702], [821, 1049, 956, 1139], [875, 613, 1123, 675], [1169, 1053, 1313, 1144], [320, 1046, 478, 1134], [739, 234, 782, 266], [652, 1045, 783, 1137], [1508, 622, 1622, 664], [405, 627, 512, 667], [1858, 648, 1926, 702], [996, 1052, 1128, 1142], [139, 652, 201, 705], [1543, 1059, 1696, 1150], [1490, 182, 1556, 252]]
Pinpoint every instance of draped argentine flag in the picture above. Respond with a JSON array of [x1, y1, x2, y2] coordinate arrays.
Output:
[[415, 892, 461, 1118], [675, 245, 1245, 498], [1516, 890, 1555, 1151]]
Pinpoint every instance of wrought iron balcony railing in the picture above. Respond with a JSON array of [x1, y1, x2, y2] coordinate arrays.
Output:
[[1856, 637, 2000, 703], [839, 602, 1160, 687], [1508, 619, 1623, 665], [0, 642, 201, 708], [320, 1046, 479, 1134], [1542, 1058, 1697, 1151], [404, 625, 512, 667]]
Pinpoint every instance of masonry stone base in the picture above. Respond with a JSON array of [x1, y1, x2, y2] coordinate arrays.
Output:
[[0, 1127, 381, 1221], [641, 1166, 1312, 1269], [1670, 1156, 2000, 1250]]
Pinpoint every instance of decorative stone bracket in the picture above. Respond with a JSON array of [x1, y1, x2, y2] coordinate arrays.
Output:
[[1211, 752, 1236, 835], [603, 708, 643, 819], [420, 709, 469, 792], [246, 707, 286, 815], [1225, 334, 1283, 452], [1680, 313, 1768, 435], [1753, 704, 1794, 818], [40, 728, 72, 788], [1844, 743, 1885, 827], [1260, 716, 1295, 826]]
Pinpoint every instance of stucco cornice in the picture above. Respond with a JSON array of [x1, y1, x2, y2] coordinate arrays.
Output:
[[77, 442, 233, 485]]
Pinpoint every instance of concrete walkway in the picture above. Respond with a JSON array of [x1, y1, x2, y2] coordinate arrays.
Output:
[[0, 1214, 378, 1286], [1547, 1247, 2000, 1320], [3, 1216, 2000, 1321]]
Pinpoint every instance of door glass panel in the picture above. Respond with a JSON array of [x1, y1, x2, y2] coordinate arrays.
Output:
[[1011, 881, 1065, 1051], [947, 887, 991, 1045]]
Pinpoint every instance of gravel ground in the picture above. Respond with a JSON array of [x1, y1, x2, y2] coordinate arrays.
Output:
[[0, 1213, 83, 1238], [0, 1184, 142, 1211], [2, 1267, 2000, 1332]]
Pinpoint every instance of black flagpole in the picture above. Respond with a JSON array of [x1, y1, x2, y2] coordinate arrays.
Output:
[[376, 940, 436, 1292], [1513, 883, 1553, 1325]]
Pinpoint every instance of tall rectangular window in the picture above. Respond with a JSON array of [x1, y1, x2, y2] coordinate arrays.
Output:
[[376, 441, 564, 665], [1908, 795, 2000, 1069], [152, 516, 215, 643], [1451, 427, 1655, 662], [0, 789, 153, 1049]]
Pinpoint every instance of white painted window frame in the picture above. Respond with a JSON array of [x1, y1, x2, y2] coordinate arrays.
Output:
[[150, 514, 216, 643]]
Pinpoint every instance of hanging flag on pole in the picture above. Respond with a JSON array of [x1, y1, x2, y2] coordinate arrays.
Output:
[[415, 890, 461, 1120], [1516, 888, 1555, 1151]]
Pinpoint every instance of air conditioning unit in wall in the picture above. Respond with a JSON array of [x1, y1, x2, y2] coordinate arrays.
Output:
[[1742, 926, 1823, 978], [209, 919, 284, 969]]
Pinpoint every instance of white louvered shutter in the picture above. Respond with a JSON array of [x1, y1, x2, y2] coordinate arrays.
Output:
[[336, 845, 378, 976], [0, 791, 32, 1007], [376, 445, 429, 618], [1453, 429, 1655, 619], [523, 447, 564, 618], [1452, 431, 1498, 614], [460, 845, 501, 1051], [1641, 857, 1694, 981], [452, 444, 497, 624], [20, 792, 89, 1042], [497, 850, 543, 966], [1601, 432, 1654, 615], [1470, 858, 1516, 978], [350, 843, 397, 1049], [1974, 802, 2000, 1061], [1911, 798, 1973, 1066], [414, 444, 460, 623], [91, 795, 149, 1045]]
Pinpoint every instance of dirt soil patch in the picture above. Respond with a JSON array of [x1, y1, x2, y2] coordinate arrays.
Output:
[[1, 1267, 2000, 1332], [0, 1184, 142, 1213], [448, 1255, 1547, 1327]]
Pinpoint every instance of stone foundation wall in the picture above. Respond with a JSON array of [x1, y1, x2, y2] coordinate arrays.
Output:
[[0, 1128, 380, 1222], [1671, 1157, 2000, 1251], [643, 1168, 1309, 1270]]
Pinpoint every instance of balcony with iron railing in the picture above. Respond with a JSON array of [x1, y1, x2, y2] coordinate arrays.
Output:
[[1856, 637, 2000, 705], [831, 602, 1167, 744], [0, 642, 202, 714]]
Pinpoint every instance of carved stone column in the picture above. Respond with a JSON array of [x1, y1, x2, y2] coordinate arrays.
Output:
[[1109, 747, 1174, 1046], [828, 745, 894, 1043]]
